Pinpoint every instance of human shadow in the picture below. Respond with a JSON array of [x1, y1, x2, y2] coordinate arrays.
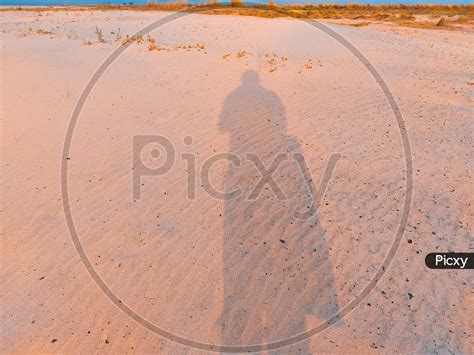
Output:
[[218, 70, 340, 351]]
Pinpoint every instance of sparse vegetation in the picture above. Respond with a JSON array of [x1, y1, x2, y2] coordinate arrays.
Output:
[[148, 43, 159, 51], [113, 34, 203, 53], [122, 34, 132, 45], [2, 3, 473, 31], [223, 50, 298, 74], [348, 22, 371, 27], [147, 35, 156, 44], [297, 59, 320, 74], [36, 28, 53, 35], [95, 26, 105, 44], [236, 50, 249, 59]]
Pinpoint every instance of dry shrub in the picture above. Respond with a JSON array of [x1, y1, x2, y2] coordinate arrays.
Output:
[[147, 35, 156, 44], [236, 50, 249, 59], [122, 34, 131, 45]]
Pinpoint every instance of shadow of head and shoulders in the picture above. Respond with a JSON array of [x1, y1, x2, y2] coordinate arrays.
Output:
[[219, 70, 288, 151]]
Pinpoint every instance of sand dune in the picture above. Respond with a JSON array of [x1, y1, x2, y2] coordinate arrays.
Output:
[[1, 9, 473, 353]]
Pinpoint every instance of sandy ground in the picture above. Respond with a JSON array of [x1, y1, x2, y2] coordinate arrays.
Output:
[[1, 10, 473, 354]]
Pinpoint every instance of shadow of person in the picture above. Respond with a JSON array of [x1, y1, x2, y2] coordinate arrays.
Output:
[[218, 70, 340, 351]]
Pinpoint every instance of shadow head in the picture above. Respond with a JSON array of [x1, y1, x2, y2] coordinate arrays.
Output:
[[242, 70, 260, 85]]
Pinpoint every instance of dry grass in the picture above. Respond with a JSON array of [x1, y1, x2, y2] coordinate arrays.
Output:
[[36, 28, 53, 35], [148, 43, 166, 51], [236, 50, 250, 59], [95, 26, 105, 43], [113, 33, 205, 52], [2, 3, 473, 31], [348, 22, 371, 27]]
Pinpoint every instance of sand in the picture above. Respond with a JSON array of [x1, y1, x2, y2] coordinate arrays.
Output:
[[1, 9, 473, 354]]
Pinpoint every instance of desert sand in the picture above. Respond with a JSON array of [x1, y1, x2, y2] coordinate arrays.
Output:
[[1, 9, 473, 353]]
